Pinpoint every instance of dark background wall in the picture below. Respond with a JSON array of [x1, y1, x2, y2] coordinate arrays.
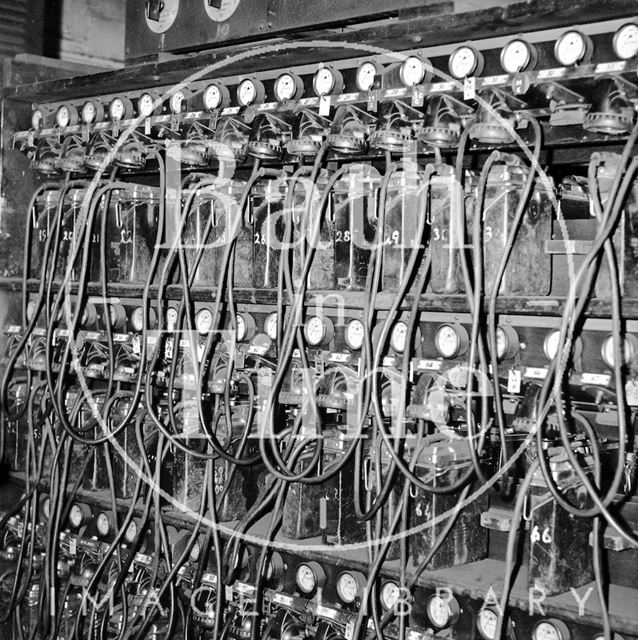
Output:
[[43, 0, 125, 68], [0, 0, 45, 59], [0, 0, 125, 69]]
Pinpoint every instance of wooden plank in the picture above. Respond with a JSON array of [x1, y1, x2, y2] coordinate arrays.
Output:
[[266, 0, 451, 33], [3, 0, 638, 102], [5, 276, 638, 319], [0, 99, 36, 279], [6, 468, 638, 633], [2, 55, 112, 89], [0, 0, 44, 58]]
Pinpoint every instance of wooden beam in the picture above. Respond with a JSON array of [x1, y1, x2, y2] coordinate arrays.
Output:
[[2, 0, 637, 103]]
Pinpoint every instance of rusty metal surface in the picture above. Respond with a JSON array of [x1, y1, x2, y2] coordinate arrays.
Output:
[[0, 99, 37, 278]]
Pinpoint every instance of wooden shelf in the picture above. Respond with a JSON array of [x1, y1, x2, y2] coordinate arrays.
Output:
[[4, 474, 638, 634], [3, 277, 638, 318]]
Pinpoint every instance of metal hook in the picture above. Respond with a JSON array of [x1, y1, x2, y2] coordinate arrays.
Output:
[[522, 490, 532, 522]]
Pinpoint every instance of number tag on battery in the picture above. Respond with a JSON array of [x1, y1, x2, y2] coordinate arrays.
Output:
[[463, 77, 476, 100], [367, 90, 378, 112], [416, 359, 442, 371], [596, 61, 625, 74], [524, 366, 547, 380], [235, 582, 255, 596], [273, 593, 293, 607], [316, 605, 337, 620], [319, 95, 331, 116], [248, 345, 268, 356], [538, 68, 565, 79], [581, 372, 610, 386], [507, 368, 521, 393]]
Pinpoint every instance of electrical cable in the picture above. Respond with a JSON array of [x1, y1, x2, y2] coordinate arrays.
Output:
[[74, 419, 160, 640], [0, 175, 78, 420], [126, 458, 212, 640], [534, 155, 638, 542], [369, 162, 473, 495], [163, 180, 259, 466], [453, 126, 506, 490], [47, 177, 144, 445], [494, 459, 539, 640], [259, 150, 370, 484], [485, 116, 542, 479]]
